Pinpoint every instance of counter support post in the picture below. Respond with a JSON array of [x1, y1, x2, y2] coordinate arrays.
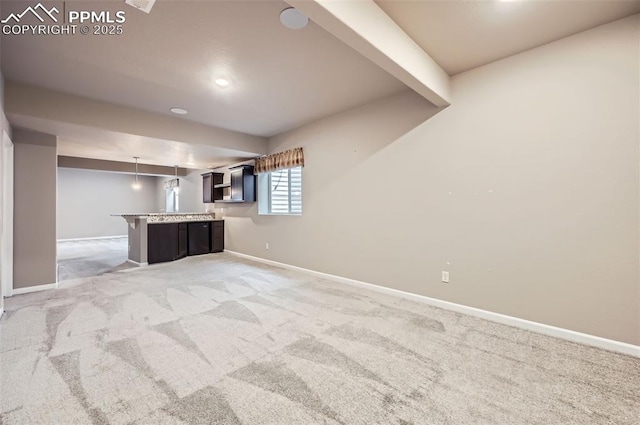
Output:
[[125, 217, 148, 266]]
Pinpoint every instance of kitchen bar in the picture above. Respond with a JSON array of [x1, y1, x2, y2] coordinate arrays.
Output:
[[114, 213, 224, 266]]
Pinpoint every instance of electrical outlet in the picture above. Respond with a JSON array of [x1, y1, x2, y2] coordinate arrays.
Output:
[[441, 271, 450, 283], [265, 242, 269, 250]]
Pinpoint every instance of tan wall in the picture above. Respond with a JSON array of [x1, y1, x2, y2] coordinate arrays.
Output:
[[0, 0, 3, 311], [13, 129, 57, 289], [0, 72, 9, 139], [220, 16, 640, 345], [0, 65, 8, 311]]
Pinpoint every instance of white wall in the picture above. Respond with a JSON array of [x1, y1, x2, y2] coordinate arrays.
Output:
[[155, 169, 210, 214], [57, 168, 160, 239], [220, 16, 640, 345]]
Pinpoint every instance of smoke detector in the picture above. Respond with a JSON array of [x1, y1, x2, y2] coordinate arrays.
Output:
[[125, 0, 156, 14], [280, 7, 309, 30]]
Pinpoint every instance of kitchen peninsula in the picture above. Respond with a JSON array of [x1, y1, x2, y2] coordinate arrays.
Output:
[[114, 213, 224, 265]]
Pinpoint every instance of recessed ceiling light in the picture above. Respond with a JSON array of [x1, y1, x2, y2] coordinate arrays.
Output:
[[170, 107, 188, 115], [280, 7, 309, 30], [214, 78, 230, 88]]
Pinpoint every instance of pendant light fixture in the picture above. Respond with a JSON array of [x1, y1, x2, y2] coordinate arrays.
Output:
[[132, 157, 141, 190], [173, 165, 180, 194]]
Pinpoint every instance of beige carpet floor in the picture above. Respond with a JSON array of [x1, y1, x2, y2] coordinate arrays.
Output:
[[1, 253, 638, 424], [57, 237, 132, 282]]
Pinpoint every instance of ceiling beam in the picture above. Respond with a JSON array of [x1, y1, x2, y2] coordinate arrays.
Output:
[[286, 0, 451, 107], [58, 156, 189, 176], [4, 82, 268, 156]]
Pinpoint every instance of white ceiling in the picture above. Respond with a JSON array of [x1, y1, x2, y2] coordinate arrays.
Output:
[[1, 0, 406, 137], [56, 136, 249, 170], [7, 112, 255, 169], [1, 0, 638, 167], [376, 0, 640, 75]]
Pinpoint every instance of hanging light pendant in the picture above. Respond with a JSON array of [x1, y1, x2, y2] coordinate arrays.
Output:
[[132, 157, 141, 190], [173, 165, 180, 194]]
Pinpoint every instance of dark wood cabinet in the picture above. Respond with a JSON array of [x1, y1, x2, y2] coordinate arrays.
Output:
[[148, 223, 180, 264], [202, 172, 224, 203], [230, 165, 255, 202], [213, 164, 255, 203], [177, 223, 187, 259], [211, 220, 224, 252], [148, 220, 224, 264], [187, 222, 211, 256], [230, 168, 243, 200]]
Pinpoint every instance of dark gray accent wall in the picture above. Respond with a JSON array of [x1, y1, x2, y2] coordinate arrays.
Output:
[[13, 129, 57, 289]]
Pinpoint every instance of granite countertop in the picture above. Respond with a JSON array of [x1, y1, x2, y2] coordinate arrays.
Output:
[[113, 213, 222, 223]]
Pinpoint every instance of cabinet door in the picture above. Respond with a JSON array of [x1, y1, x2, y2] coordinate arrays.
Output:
[[211, 220, 224, 252], [242, 168, 256, 202], [177, 223, 187, 259], [188, 222, 211, 256], [230, 170, 242, 200], [202, 173, 213, 203], [148, 223, 178, 264]]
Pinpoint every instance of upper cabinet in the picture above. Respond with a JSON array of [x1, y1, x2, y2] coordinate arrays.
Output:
[[202, 165, 255, 204], [202, 172, 224, 203], [227, 164, 255, 203]]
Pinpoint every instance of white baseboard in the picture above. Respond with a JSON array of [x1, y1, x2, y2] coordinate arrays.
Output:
[[57, 235, 127, 242], [11, 282, 59, 296], [225, 250, 640, 358], [126, 259, 148, 267]]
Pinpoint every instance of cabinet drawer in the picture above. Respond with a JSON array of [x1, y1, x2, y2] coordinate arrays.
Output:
[[210, 220, 224, 252], [211, 237, 224, 253]]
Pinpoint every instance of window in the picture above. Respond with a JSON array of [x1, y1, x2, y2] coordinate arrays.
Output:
[[164, 178, 179, 212], [165, 188, 179, 212], [258, 167, 302, 215]]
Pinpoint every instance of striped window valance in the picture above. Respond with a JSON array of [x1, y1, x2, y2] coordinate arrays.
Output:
[[255, 147, 304, 174]]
